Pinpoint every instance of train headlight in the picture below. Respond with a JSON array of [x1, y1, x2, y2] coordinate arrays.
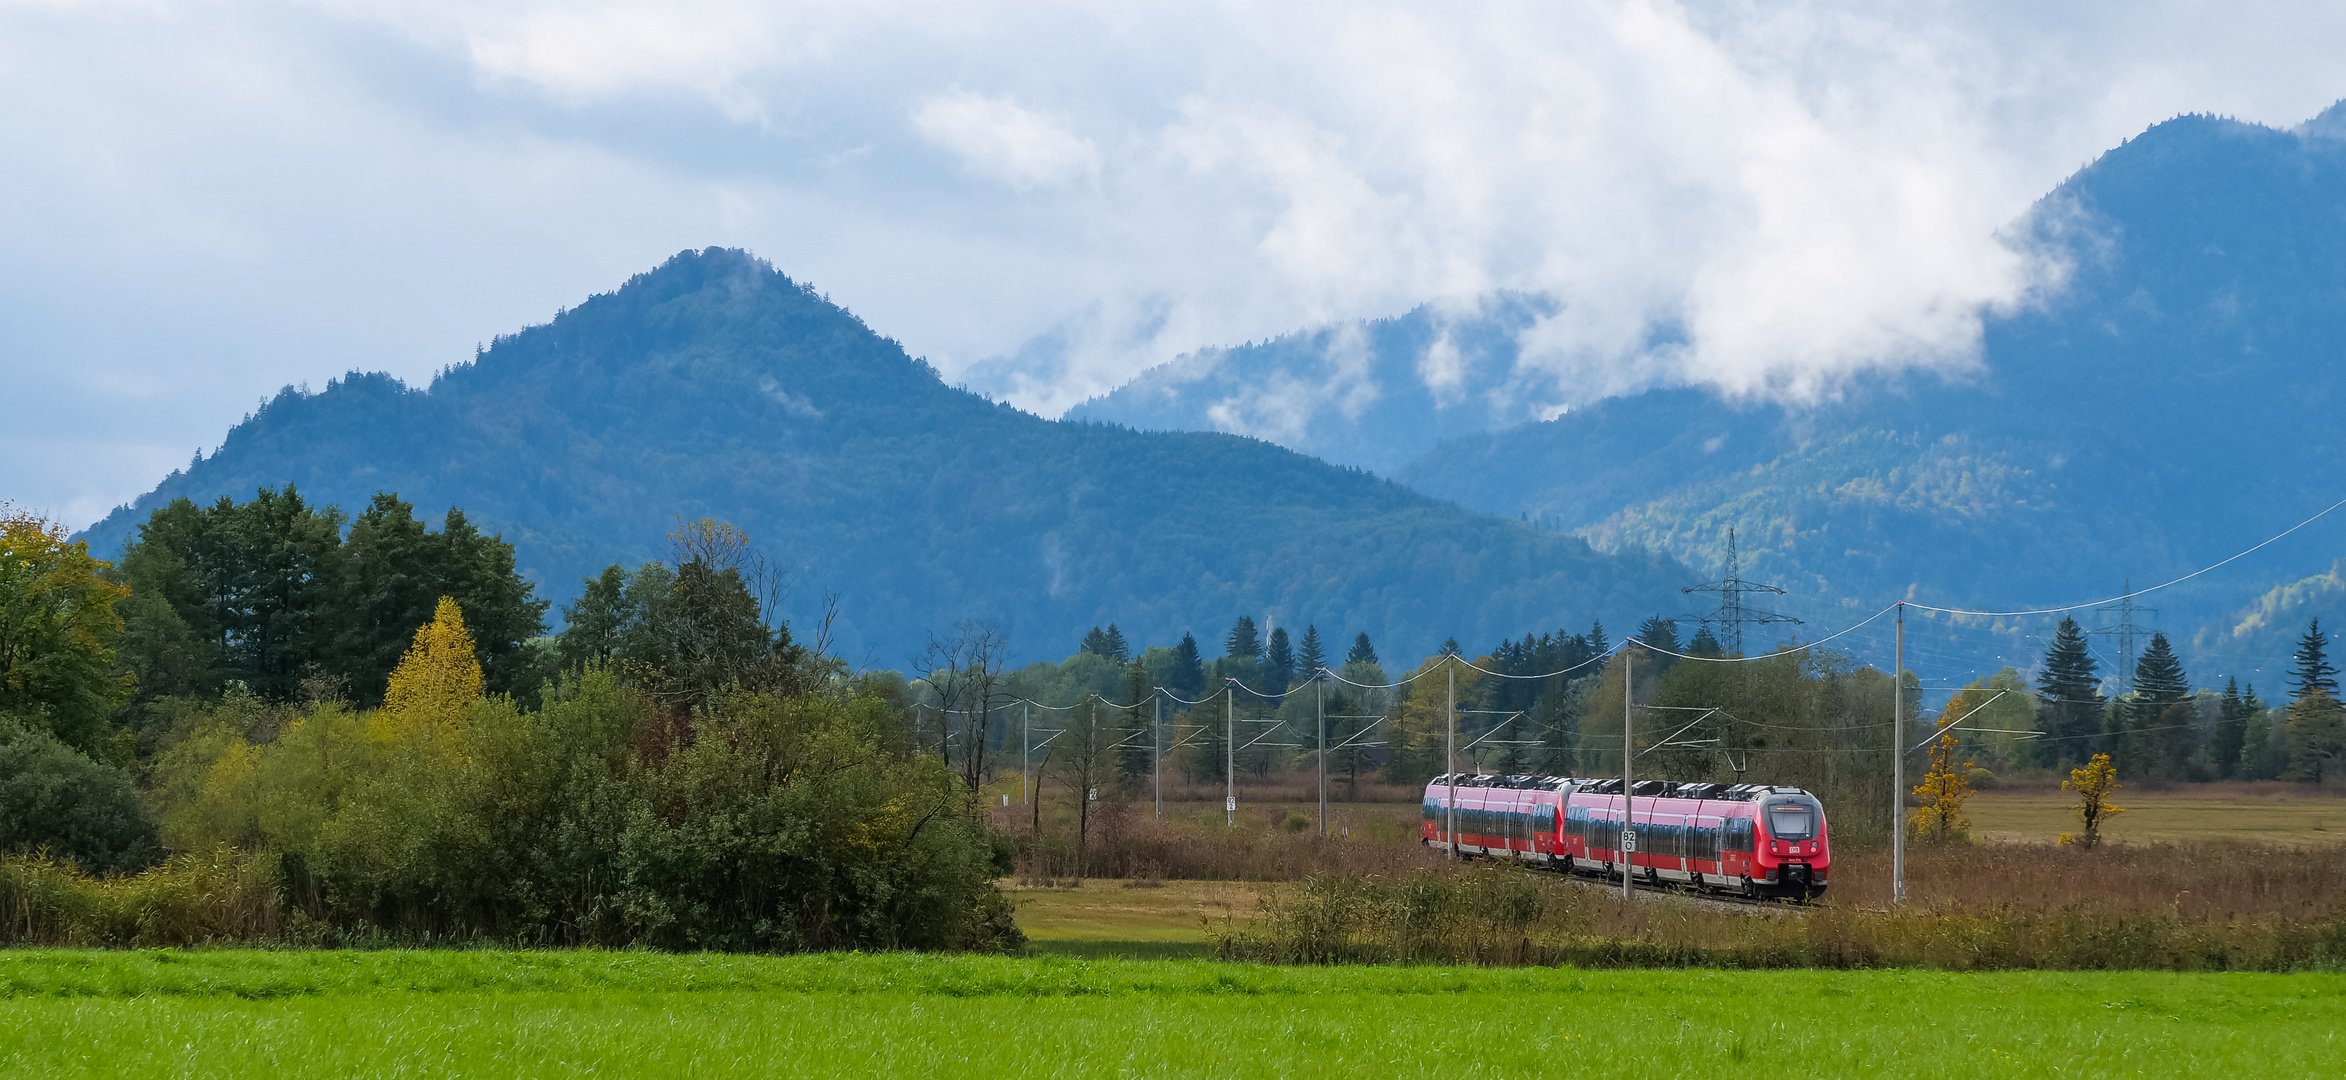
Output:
[[1769, 840, 1780, 854]]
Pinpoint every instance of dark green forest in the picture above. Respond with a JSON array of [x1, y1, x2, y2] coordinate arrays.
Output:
[[75, 247, 1689, 668]]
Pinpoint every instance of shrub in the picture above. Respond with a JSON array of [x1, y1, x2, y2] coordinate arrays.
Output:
[[0, 723, 160, 873], [5, 666, 1023, 954]]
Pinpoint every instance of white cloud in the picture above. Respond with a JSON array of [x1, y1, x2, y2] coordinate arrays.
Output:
[[6, 0, 2346, 522], [912, 89, 1099, 191]]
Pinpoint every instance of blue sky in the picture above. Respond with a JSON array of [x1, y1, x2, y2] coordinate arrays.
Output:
[[6, 0, 2344, 529]]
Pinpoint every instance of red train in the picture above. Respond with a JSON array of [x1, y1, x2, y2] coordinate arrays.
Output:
[[1421, 775, 1829, 900]]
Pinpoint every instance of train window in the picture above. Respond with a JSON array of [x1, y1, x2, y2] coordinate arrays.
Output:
[[1768, 806, 1815, 840]]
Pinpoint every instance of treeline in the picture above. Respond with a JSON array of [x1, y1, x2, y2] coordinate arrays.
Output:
[[107, 487, 551, 742], [1, 496, 1015, 951], [2007, 616, 2343, 783], [965, 601, 2346, 846]]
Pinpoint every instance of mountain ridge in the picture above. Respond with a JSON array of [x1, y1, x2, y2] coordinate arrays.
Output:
[[81, 248, 1692, 666], [1394, 107, 2346, 678]]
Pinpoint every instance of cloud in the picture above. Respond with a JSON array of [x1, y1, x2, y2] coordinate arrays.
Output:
[[912, 89, 1099, 191], [8, 0, 2346, 522]]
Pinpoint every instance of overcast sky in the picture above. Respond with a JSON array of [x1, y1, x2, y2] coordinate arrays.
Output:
[[6, 0, 2344, 530]]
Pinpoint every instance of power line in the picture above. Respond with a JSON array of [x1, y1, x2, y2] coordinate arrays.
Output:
[[1679, 527, 1803, 656], [1902, 493, 2346, 618]]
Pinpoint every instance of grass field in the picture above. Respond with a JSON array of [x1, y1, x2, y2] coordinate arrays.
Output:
[[1006, 879, 1252, 956], [4, 949, 2340, 1077], [1968, 784, 2346, 846]]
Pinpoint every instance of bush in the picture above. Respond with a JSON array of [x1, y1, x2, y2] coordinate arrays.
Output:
[[4, 667, 1022, 954], [0, 723, 159, 873]]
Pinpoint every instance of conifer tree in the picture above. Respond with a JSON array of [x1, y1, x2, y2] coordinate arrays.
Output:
[[1080, 626, 1112, 658], [1688, 626, 1723, 657], [2286, 687, 2346, 782], [2121, 633, 2192, 780], [1346, 632, 1378, 667], [1635, 616, 1679, 675], [1265, 627, 1294, 695], [1101, 624, 1130, 663], [2035, 616, 2103, 767], [1586, 620, 1608, 658], [2213, 678, 2251, 779], [2239, 683, 2279, 780], [1115, 659, 1153, 786], [1168, 633, 1206, 697], [558, 565, 636, 669], [376, 596, 483, 747], [1297, 625, 1327, 678], [2291, 618, 2339, 703], [1225, 617, 1263, 663]]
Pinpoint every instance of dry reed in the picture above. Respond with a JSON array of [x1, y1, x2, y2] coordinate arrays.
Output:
[[1, 847, 280, 947], [1228, 865, 2346, 971]]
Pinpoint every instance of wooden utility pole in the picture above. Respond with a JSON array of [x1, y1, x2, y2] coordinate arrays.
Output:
[[1445, 656, 1458, 858], [1315, 670, 1328, 836], [1224, 686, 1235, 827], [1893, 602, 1907, 905]]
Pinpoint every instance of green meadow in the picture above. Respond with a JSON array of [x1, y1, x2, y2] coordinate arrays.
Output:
[[3, 949, 2338, 1077]]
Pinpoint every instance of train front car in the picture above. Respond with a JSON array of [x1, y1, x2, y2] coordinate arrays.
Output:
[[1750, 789, 1830, 900]]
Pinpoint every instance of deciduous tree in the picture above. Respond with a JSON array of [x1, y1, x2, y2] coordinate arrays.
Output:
[[1, 508, 133, 753], [1910, 721, 1975, 844], [2061, 753, 2125, 850]]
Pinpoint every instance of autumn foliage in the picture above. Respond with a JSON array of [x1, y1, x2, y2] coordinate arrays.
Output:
[[2061, 753, 2126, 850], [1909, 721, 1976, 844]]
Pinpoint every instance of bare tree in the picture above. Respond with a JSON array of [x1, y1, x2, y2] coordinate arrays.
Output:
[[1052, 695, 1116, 879], [918, 621, 1010, 800]]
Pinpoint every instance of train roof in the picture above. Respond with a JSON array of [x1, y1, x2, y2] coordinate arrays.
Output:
[[1427, 774, 1810, 801]]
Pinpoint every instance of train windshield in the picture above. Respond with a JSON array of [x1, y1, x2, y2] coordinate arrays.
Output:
[[1767, 806, 1815, 840]]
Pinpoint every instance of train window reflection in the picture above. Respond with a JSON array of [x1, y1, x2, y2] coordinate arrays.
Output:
[[1768, 807, 1814, 840]]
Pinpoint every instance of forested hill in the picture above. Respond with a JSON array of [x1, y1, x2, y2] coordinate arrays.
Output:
[[1396, 105, 2346, 674], [79, 248, 1689, 664]]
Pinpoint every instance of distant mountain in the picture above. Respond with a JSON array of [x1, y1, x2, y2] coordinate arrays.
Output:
[[79, 249, 1690, 667], [1065, 293, 1568, 475], [1396, 104, 2346, 679]]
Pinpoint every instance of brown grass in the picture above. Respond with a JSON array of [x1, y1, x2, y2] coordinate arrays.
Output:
[[1002, 879, 1258, 944], [997, 801, 1445, 883], [1966, 785, 2346, 846], [1823, 841, 2346, 918], [1229, 865, 2346, 970]]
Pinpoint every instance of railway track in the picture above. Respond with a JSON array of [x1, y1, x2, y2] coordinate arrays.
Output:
[[1443, 847, 1815, 912]]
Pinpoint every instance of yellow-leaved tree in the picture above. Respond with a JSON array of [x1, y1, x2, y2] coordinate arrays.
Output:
[[372, 596, 483, 748], [1909, 720, 1976, 844], [2061, 752, 2125, 850]]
